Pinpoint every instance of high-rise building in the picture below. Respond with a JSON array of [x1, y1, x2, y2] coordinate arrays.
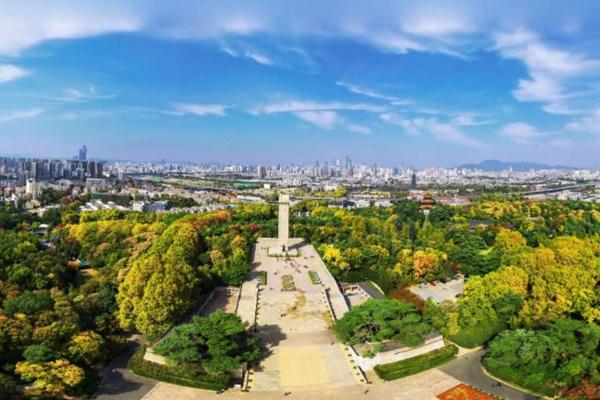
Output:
[[257, 165, 267, 179], [26, 179, 41, 200], [79, 145, 87, 161], [411, 171, 418, 190]]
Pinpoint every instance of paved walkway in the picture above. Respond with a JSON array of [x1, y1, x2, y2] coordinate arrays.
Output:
[[439, 350, 539, 400], [247, 238, 361, 392], [144, 368, 461, 400], [93, 339, 156, 400]]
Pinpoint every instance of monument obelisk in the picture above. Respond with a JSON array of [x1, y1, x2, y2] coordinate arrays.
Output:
[[278, 193, 289, 252]]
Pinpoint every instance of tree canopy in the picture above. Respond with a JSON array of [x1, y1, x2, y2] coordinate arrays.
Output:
[[333, 299, 432, 348], [153, 311, 263, 375]]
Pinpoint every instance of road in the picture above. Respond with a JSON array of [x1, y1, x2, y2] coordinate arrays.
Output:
[[93, 340, 157, 400], [439, 350, 539, 400]]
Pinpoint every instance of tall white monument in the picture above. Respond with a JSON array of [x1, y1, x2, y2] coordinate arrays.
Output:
[[278, 193, 290, 251]]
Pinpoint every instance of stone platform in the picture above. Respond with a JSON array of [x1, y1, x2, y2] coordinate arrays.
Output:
[[246, 238, 364, 392]]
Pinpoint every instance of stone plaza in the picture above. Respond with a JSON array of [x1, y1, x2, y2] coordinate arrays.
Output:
[[248, 237, 363, 392]]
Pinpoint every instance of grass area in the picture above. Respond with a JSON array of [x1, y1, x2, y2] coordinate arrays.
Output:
[[308, 270, 321, 285], [281, 275, 295, 291], [258, 271, 267, 285], [447, 320, 505, 349], [374, 344, 458, 381], [128, 346, 230, 391], [482, 360, 554, 397]]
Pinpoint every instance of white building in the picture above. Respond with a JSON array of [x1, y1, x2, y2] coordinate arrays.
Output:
[[25, 179, 41, 200]]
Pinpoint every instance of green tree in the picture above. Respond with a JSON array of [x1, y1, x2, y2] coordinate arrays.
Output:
[[23, 344, 59, 363], [154, 311, 263, 375], [333, 299, 432, 348]]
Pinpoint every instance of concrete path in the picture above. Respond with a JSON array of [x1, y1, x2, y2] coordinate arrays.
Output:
[[439, 350, 539, 400], [144, 368, 461, 400]]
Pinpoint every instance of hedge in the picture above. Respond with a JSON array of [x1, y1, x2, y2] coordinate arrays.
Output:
[[447, 320, 505, 348], [308, 270, 321, 285], [374, 344, 458, 381], [128, 346, 230, 391], [258, 271, 267, 285]]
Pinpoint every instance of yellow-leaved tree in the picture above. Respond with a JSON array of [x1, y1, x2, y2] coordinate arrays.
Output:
[[15, 359, 84, 395]]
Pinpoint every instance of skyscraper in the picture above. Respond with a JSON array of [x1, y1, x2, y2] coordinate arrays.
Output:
[[79, 145, 87, 161], [411, 171, 418, 190]]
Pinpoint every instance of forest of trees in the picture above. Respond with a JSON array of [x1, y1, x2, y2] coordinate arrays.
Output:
[[295, 199, 600, 396], [1, 196, 599, 397]]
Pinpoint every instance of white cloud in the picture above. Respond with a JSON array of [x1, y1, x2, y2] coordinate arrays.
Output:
[[336, 81, 411, 105], [346, 123, 371, 135], [495, 30, 600, 114], [427, 119, 484, 147], [292, 110, 372, 134], [244, 51, 273, 65], [0, 64, 31, 83], [566, 108, 600, 134], [512, 73, 565, 103], [0, 2, 483, 58], [450, 114, 493, 126], [401, 119, 426, 136], [44, 86, 116, 102], [362, 33, 424, 54], [380, 112, 483, 146], [294, 110, 340, 129], [253, 99, 380, 133], [379, 113, 423, 135], [498, 122, 546, 144], [251, 100, 385, 115], [59, 109, 126, 120], [0, 108, 43, 122], [251, 99, 375, 133], [0, 2, 139, 55], [220, 45, 274, 65], [401, 10, 474, 38], [171, 103, 227, 117]]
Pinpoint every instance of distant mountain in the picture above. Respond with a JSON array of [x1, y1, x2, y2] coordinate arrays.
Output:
[[457, 159, 575, 172]]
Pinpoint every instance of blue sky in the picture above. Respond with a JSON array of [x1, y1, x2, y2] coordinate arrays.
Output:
[[2, 1, 600, 167]]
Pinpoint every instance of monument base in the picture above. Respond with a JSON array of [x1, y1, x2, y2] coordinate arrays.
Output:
[[259, 238, 304, 257], [267, 247, 300, 257]]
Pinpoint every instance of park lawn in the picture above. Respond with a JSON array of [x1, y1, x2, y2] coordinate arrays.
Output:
[[374, 344, 458, 381], [128, 346, 230, 391]]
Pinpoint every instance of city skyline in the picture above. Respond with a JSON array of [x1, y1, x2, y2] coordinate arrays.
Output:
[[2, 1, 600, 167]]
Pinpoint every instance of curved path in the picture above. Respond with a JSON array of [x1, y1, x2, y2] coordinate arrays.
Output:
[[93, 339, 157, 400], [439, 349, 539, 400]]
